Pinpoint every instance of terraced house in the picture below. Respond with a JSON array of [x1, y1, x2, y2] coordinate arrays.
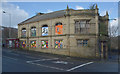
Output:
[[18, 5, 109, 59]]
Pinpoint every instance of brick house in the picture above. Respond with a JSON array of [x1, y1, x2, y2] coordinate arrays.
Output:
[[18, 5, 109, 59]]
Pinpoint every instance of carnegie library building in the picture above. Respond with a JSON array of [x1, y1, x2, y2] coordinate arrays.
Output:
[[18, 5, 109, 59]]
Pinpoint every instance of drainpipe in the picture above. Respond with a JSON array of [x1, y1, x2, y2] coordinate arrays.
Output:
[[66, 5, 70, 56], [95, 4, 99, 58]]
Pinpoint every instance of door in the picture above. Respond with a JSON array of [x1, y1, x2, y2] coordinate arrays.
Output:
[[101, 41, 107, 59]]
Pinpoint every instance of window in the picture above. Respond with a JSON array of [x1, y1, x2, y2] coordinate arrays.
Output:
[[21, 41, 26, 48], [41, 40, 48, 48], [21, 28, 26, 37], [42, 25, 48, 36], [55, 23, 63, 35], [55, 40, 63, 48], [77, 39, 88, 47], [31, 40, 36, 48], [31, 27, 36, 37], [75, 20, 90, 34]]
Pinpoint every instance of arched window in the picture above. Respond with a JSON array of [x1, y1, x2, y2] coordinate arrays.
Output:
[[42, 25, 48, 36], [31, 26, 36, 37], [21, 28, 26, 37], [55, 22, 63, 35]]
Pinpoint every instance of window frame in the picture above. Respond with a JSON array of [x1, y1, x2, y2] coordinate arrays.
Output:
[[77, 39, 88, 47]]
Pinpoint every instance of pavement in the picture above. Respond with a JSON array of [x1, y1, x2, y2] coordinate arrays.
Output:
[[2, 48, 119, 72]]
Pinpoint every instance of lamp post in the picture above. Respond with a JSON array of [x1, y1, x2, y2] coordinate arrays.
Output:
[[3, 11, 11, 38]]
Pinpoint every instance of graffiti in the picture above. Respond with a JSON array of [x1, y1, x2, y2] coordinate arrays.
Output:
[[22, 41, 26, 48], [41, 41, 48, 48], [31, 41, 36, 48], [55, 40, 63, 48], [42, 27, 48, 36], [55, 25, 63, 34]]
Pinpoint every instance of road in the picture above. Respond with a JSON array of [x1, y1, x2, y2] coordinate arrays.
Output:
[[2, 48, 118, 72]]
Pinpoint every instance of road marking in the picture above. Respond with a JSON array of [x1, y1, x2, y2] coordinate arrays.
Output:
[[9, 53, 19, 56], [53, 61, 68, 64], [3, 56, 18, 61], [26, 58, 59, 63], [3, 50, 12, 53], [14, 51, 30, 55], [25, 56, 40, 59], [66, 62, 93, 71], [28, 62, 65, 71]]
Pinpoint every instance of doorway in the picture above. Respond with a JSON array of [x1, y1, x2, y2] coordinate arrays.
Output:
[[101, 41, 108, 59]]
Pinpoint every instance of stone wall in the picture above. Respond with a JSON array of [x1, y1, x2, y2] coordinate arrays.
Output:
[[18, 9, 102, 58]]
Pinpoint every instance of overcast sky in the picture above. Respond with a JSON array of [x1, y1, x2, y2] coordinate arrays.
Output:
[[1, 2, 119, 36]]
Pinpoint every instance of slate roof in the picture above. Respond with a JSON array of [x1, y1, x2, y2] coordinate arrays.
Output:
[[19, 9, 68, 25], [18, 9, 96, 25]]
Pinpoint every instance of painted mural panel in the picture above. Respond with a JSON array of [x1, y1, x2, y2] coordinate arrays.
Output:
[[55, 40, 63, 48], [22, 41, 26, 48], [55, 25, 63, 34], [22, 29, 26, 37], [42, 27, 48, 36], [31, 41, 36, 48], [41, 40, 48, 48], [31, 28, 36, 37]]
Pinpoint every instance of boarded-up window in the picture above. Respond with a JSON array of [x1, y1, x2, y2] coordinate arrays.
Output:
[[42, 25, 48, 36], [31, 40, 36, 48], [55, 23, 63, 35], [41, 40, 48, 48], [21, 41, 26, 48], [55, 40, 63, 48]]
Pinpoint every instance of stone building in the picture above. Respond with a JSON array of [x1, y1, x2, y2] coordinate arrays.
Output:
[[18, 5, 109, 59]]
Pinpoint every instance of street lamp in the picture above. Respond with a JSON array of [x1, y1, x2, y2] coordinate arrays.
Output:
[[3, 11, 11, 38]]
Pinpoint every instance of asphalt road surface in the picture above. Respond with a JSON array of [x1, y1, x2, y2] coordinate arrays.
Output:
[[2, 48, 118, 72]]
